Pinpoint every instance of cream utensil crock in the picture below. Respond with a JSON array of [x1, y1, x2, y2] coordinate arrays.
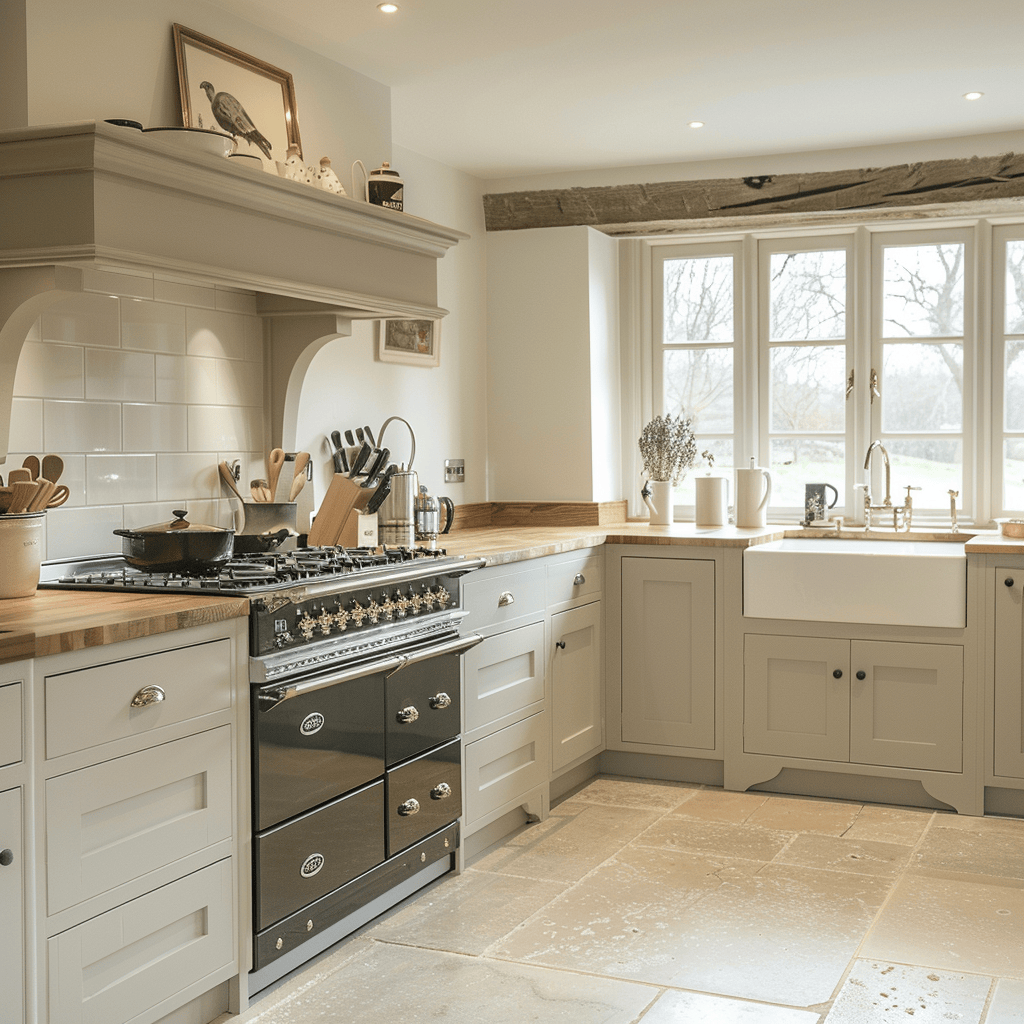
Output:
[[735, 458, 772, 528], [0, 511, 45, 598], [695, 475, 729, 527]]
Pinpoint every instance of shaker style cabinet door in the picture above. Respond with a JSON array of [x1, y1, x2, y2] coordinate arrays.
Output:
[[0, 786, 24, 1024], [621, 558, 715, 749], [550, 602, 602, 771], [994, 570, 1024, 779]]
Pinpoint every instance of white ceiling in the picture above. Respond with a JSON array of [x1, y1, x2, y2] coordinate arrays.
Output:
[[208, 0, 1024, 180]]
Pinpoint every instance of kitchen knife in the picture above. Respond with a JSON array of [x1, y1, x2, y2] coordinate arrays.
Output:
[[365, 473, 392, 514], [355, 427, 365, 444], [362, 424, 375, 446], [329, 431, 347, 474], [347, 442, 372, 478], [344, 429, 355, 446], [360, 447, 390, 487]]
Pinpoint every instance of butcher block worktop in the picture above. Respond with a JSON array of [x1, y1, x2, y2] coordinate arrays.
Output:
[[0, 590, 249, 664]]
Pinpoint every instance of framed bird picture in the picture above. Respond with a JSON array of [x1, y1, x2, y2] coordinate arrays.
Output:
[[172, 24, 301, 172]]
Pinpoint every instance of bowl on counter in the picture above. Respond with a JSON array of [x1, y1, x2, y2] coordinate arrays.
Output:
[[996, 518, 1024, 538], [141, 127, 234, 158]]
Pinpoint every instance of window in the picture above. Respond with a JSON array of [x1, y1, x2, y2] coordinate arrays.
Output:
[[995, 228, 1024, 515]]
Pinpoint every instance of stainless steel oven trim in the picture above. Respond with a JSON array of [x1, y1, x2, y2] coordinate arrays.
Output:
[[257, 632, 482, 708]]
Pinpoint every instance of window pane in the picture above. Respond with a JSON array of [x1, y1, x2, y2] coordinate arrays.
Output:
[[882, 438, 961, 509], [1006, 240, 1024, 334], [674, 440, 733, 509], [664, 349, 733, 432], [769, 250, 846, 341], [769, 438, 845, 508], [882, 244, 964, 337], [882, 343, 963, 432], [770, 345, 845, 432], [663, 256, 733, 343], [1007, 341, 1024, 431], [1005, 440, 1024, 512]]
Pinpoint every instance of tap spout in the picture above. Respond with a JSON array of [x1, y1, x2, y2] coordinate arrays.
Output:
[[864, 440, 891, 507]]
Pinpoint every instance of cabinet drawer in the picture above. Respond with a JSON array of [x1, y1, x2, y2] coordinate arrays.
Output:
[[47, 858, 234, 1024], [462, 565, 546, 636], [0, 683, 22, 767], [45, 638, 232, 759], [547, 551, 602, 608], [464, 712, 549, 824], [46, 727, 232, 915], [464, 622, 545, 733], [0, 787, 23, 1024], [387, 739, 461, 855]]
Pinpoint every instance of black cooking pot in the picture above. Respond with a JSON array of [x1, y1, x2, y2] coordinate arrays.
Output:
[[113, 509, 234, 572]]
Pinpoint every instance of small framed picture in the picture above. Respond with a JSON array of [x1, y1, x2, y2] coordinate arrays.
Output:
[[376, 319, 442, 367], [172, 23, 301, 171]]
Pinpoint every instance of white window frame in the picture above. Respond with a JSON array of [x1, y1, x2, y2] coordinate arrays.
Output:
[[992, 223, 1024, 518]]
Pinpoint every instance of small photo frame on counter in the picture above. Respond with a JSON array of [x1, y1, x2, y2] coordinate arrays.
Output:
[[172, 23, 301, 170], [376, 319, 442, 367]]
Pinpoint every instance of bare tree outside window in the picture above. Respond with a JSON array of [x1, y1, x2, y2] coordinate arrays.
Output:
[[1003, 240, 1024, 510]]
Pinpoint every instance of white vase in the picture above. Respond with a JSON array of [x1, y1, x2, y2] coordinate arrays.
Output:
[[643, 479, 674, 526], [695, 475, 729, 526]]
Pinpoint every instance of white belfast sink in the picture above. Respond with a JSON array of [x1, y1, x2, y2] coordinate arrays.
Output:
[[743, 538, 967, 628]]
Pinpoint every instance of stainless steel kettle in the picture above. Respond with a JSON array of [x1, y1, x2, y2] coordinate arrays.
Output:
[[414, 485, 454, 547]]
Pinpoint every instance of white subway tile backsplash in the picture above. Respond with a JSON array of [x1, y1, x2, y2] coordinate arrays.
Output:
[[155, 355, 187, 404], [41, 294, 120, 347], [85, 348, 155, 402], [153, 278, 217, 309], [9, 399, 43, 452], [45, 504, 124, 560], [121, 299, 187, 353], [187, 308, 248, 360], [188, 405, 255, 452], [43, 400, 121, 452], [215, 289, 258, 315], [157, 453, 218, 501], [80, 267, 154, 300], [122, 403, 188, 452], [86, 454, 157, 504], [13, 342, 84, 399], [187, 356, 220, 405]]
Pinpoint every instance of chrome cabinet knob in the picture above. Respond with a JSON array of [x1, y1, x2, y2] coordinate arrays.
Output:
[[397, 798, 420, 816], [573, 573, 586, 586], [497, 591, 515, 607], [397, 705, 420, 724], [431, 782, 452, 800], [429, 692, 452, 709], [130, 685, 165, 708]]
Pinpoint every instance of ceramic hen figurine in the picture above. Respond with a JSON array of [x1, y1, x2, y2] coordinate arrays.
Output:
[[199, 81, 272, 159], [278, 144, 313, 183], [316, 157, 347, 195]]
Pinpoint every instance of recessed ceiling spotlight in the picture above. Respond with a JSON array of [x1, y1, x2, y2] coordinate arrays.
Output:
[[963, 91, 984, 100], [688, 121, 705, 129], [378, 3, 399, 12]]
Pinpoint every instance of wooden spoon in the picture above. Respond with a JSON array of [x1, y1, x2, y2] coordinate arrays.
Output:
[[41, 454, 64, 483], [8, 481, 38, 514], [7, 468, 32, 485], [27, 479, 55, 512], [289, 452, 310, 501], [46, 484, 70, 509], [22, 455, 39, 479], [267, 448, 286, 502], [219, 461, 246, 503], [250, 479, 271, 502]]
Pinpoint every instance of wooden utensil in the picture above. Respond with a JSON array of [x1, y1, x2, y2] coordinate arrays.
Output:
[[27, 479, 55, 512], [41, 454, 64, 483], [8, 481, 38, 514], [219, 461, 246, 503], [250, 479, 271, 502], [46, 484, 70, 509], [22, 455, 39, 479], [289, 452, 310, 501], [267, 448, 286, 501], [7, 468, 32, 485]]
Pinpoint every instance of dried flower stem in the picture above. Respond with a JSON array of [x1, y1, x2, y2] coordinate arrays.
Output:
[[638, 414, 698, 485]]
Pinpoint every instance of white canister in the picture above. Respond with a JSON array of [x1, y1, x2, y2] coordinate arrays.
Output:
[[642, 480, 674, 526], [735, 458, 772, 528], [695, 475, 729, 527], [0, 511, 45, 598]]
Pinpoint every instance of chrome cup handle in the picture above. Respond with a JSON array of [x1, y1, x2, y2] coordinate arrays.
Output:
[[130, 685, 165, 708]]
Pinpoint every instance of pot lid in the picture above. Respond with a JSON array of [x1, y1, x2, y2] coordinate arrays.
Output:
[[131, 509, 231, 534]]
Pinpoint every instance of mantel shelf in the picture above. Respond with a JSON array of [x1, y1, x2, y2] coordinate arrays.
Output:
[[0, 120, 467, 458]]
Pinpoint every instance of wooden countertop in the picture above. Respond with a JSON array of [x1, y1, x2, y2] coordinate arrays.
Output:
[[0, 590, 249, 665], [964, 531, 1024, 555]]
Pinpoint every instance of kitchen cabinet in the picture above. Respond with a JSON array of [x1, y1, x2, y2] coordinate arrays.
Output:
[[550, 601, 602, 771], [30, 618, 248, 1024], [744, 634, 963, 773], [994, 568, 1024, 779], [619, 556, 715, 750], [0, 785, 24, 1024]]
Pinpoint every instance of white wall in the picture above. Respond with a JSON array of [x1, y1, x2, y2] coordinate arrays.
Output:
[[588, 230, 621, 502]]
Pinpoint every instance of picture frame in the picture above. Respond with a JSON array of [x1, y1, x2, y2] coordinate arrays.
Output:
[[376, 319, 442, 367], [172, 23, 301, 171]]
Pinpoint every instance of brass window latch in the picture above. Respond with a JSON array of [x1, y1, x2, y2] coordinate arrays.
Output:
[[845, 369, 855, 400], [870, 368, 880, 403]]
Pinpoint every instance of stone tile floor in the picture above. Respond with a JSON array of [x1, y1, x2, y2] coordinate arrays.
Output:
[[228, 777, 1024, 1023]]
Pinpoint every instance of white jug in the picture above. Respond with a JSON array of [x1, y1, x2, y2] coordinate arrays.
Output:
[[641, 480, 673, 526], [735, 458, 772, 528]]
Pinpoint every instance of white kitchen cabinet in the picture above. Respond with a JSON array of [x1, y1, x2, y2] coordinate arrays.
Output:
[[550, 601, 602, 771], [0, 785, 24, 1024], [744, 634, 963, 773], [994, 568, 1024, 779], [620, 556, 715, 750], [463, 622, 545, 734]]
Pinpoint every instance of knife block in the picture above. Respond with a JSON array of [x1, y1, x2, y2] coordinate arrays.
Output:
[[337, 511, 378, 548], [308, 474, 371, 546]]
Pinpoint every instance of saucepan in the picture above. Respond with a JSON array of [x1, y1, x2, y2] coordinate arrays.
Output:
[[113, 510, 234, 572]]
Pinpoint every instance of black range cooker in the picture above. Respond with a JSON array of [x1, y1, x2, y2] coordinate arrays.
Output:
[[40, 546, 485, 993]]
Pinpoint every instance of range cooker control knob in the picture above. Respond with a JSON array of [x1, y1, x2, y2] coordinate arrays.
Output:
[[435, 586, 450, 608], [317, 609, 333, 635], [430, 782, 452, 800], [397, 705, 420, 724], [367, 600, 381, 624], [350, 601, 367, 626], [297, 614, 316, 640], [429, 692, 452, 710], [380, 598, 395, 621], [333, 608, 350, 632], [397, 798, 420, 816]]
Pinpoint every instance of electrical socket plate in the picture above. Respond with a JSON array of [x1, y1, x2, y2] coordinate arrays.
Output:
[[444, 459, 465, 484]]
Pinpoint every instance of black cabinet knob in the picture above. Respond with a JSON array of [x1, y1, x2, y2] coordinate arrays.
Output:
[[1006, 578, 1015, 588], [856, 671, 866, 680], [833, 669, 843, 679], [555, 641, 566, 650], [0, 849, 13, 867]]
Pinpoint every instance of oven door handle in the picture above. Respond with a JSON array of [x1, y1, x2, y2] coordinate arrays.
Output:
[[384, 631, 483, 677]]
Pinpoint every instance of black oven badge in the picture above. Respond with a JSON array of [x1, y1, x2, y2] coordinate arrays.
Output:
[[300, 852, 325, 878], [300, 712, 325, 737]]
